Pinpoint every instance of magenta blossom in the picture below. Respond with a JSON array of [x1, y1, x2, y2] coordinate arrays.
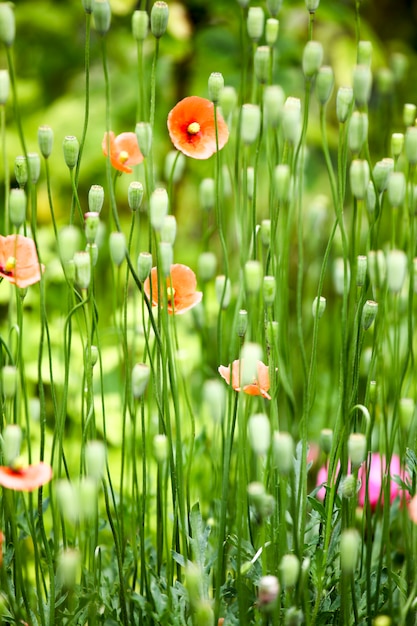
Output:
[[316, 453, 403, 509]]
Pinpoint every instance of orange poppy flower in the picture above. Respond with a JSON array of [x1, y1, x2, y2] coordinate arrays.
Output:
[[102, 131, 144, 173], [144, 263, 202, 314], [218, 360, 271, 400], [0, 234, 44, 288], [167, 96, 229, 159], [0, 461, 53, 492]]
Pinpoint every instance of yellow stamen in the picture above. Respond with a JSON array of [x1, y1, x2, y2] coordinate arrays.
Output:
[[5, 256, 16, 273], [166, 286, 176, 302], [119, 150, 129, 164], [187, 121, 200, 135], [10, 455, 25, 472]]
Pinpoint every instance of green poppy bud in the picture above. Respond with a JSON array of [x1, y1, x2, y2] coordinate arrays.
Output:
[[74, 251, 91, 289], [28, 152, 41, 184], [197, 252, 217, 283], [93, 0, 111, 35], [247, 7, 265, 42], [132, 363, 150, 398], [0, 3, 15, 47], [240, 103, 261, 144], [274, 163, 291, 202], [350, 159, 370, 200], [405, 126, 417, 164], [254, 46, 270, 84], [137, 252, 152, 282], [236, 308, 248, 338], [348, 111, 368, 154], [208, 71, 224, 104], [135, 121, 152, 157], [336, 86, 353, 123], [88, 185, 104, 213], [267, 0, 282, 17], [132, 10, 149, 41], [312, 295, 326, 319], [109, 232, 126, 266], [361, 299, 378, 331], [150, 1, 169, 39], [128, 181, 144, 211], [353, 64, 373, 106], [150, 187, 168, 230], [219, 86, 237, 119], [38, 125, 54, 159], [386, 249, 407, 293], [9, 188, 26, 227], [273, 431, 294, 473], [403, 103, 416, 127], [84, 212, 100, 244], [340, 529, 360, 574], [387, 171, 406, 207], [357, 40, 372, 67], [63, 135, 79, 169], [316, 65, 334, 105], [265, 18, 279, 46], [264, 85, 285, 127], [302, 40, 323, 78], [14, 156, 27, 188]]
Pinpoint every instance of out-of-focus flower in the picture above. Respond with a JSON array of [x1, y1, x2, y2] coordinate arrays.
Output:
[[167, 96, 229, 159], [0, 462, 53, 492], [0, 235, 44, 288], [144, 264, 202, 314], [218, 360, 271, 400], [316, 453, 403, 509], [102, 132, 143, 173]]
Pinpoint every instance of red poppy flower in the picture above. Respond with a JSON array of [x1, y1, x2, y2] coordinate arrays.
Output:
[[167, 96, 229, 159], [0, 234, 44, 288], [218, 360, 271, 400], [144, 263, 202, 314], [0, 461, 53, 492], [102, 132, 143, 173]]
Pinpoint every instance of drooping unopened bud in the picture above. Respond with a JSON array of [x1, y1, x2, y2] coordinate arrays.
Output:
[[248, 413, 271, 456], [260, 219, 271, 247], [391, 132, 404, 159], [132, 363, 150, 398], [319, 428, 333, 454], [244, 260, 262, 294], [199, 178, 215, 211], [57, 549, 81, 589], [372, 158, 393, 193], [240, 342, 263, 386], [2, 424, 22, 466], [311, 295, 326, 319], [93, 0, 111, 35], [272, 431, 294, 473], [274, 163, 291, 202], [403, 103, 416, 127], [84, 212, 100, 244], [316, 65, 334, 105], [282, 97, 301, 144], [38, 125, 54, 159], [305, 0, 320, 12], [267, 0, 282, 17], [302, 41, 323, 78], [341, 474, 357, 499], [348, 432, 367, 467], [386, 249, 407, 293], [150, 187, 168, 230], [357, 41, 372, 67], [158, 242, 172, 277], [85, 440, 106, 480], [150, 1, 169, 38], [340, 529, 360, 574], [159, 215, 176, 245], [14, 156, 27, 188], [361, 299, 378, 330], [215, 275, 232, 308], [336, 86, 353, 123], [109, 232, 126, 266], [197, 251, 217, 282], [153, 433, 168, 463], [254, 46, 270, 84], [88, 185, 104, 214], [348, 111, 368, 154], [208, 72, 224, 104], [280, 554, 300, 588], [74, 251, 91, 289], [132, 10, 149, 41], [399, 398, 415, 431], [258, 575, 280, 612], [219, 85, 237, 120], [263, 276, 276, 305], [165, 150, 185, 183], [333, 257, 350, 295], [236, 309, 248, 338], [247, 7, 265, 42], [265, 18, 279, 46], [9, 188, 26, 227], [240, 104, 261, 144], [356, 255, 367, 287], [350, 159, 370, 200], [263, 85, 285, 127], [387, 171, 406, 207], [59, 225, 81, 264], [353, 64, 373, 106], [203, 379, 226, 423], [137, 251, 152, 282], [135, 121, 152, 158], [0, 3, 15, 47], [405, 126, 417, 164], [63, 135, 79, 169]]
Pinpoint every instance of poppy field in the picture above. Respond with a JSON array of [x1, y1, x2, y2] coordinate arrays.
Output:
[[1, 0, 417, 624]]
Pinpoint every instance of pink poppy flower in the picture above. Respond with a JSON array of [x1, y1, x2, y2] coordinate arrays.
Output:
[[316, 453, 403, 509], [218, 360, 271, 400], [0, 234, 44, 288], [0, 462, 53, 492], [102, 132, 143, 173]]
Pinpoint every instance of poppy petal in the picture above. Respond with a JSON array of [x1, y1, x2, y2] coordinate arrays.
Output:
[[0, 462, 53, 491], [0, 235, 43, 288], [143, 264, 202, 315]]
